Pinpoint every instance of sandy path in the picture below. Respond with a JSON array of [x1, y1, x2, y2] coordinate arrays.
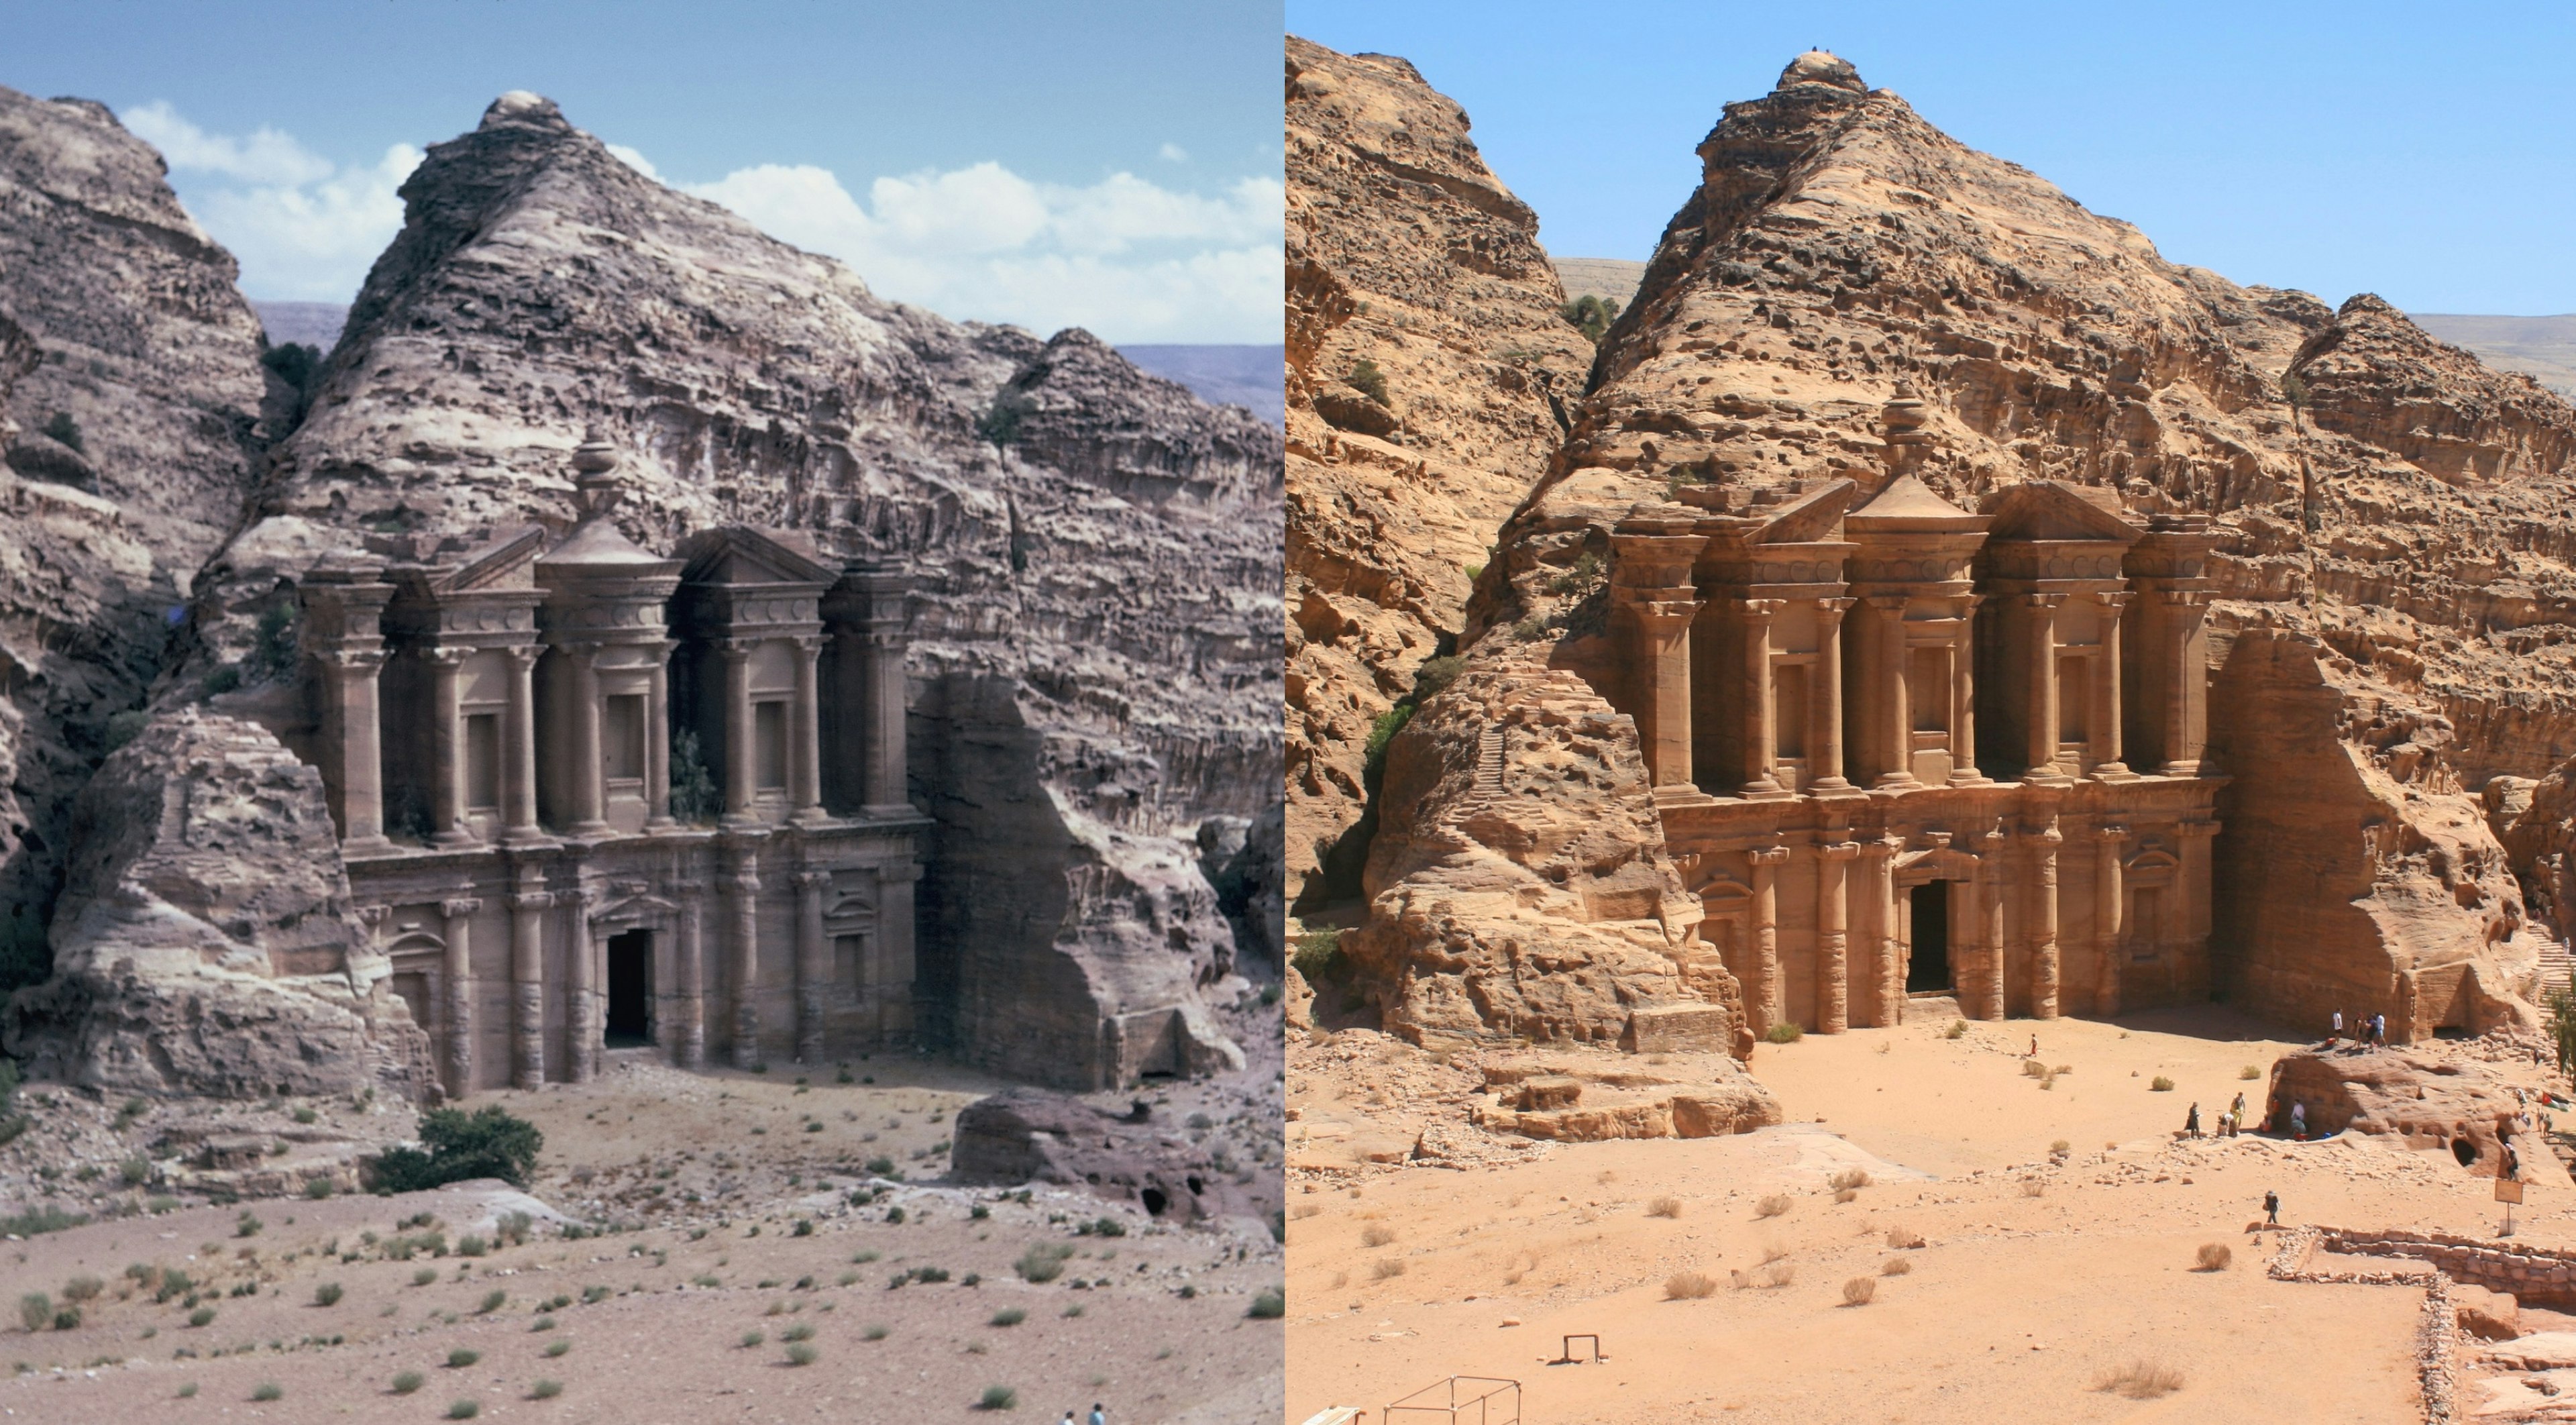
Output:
[[1287, 1009, 2569, 1422]]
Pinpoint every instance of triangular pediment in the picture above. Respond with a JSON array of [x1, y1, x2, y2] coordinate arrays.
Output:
[[676, 525, 839, 588], [1980, 480, 2144, 544], [1845, 473, 1988, 533], [1752, 480, 1856, 545], [437, 525, 547, 592]]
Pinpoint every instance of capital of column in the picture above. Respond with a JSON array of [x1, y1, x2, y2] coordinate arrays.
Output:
[[716, 638, 759, 663], [1628, 598, 1704, 634], [509, 891, 553, 912], [793, 869, 832, 891], [1818, 840, 1862, 862], [1748, 845, 1792, 867], [319, 648, 388, 677], [1864, 593, 1911, 615], [1864, 831, 1903, 859], [1976, 821, 2007, 855], [2094, 590, 2133, 612], [1737, 597, 1784, 623], [2096, 823, 2131, 844], [791, 634, 825, 657], [425, 645, 470, 669], [2178, 820, 2220, 841], [672, 878, 707, 900], [2155, 589, 2210, 609], [441, 897, 484, 920], [1814, 596, 1856, 625], [2023, 592, 2067, 611], [1951, 592, 1984, 619], [2029, 816, 2064, 849], [357, 904, 390, 929], [502, 644, 543, 670], [725, 873, 763, 896]]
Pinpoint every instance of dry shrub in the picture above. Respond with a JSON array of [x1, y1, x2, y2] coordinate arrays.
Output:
[[2194, 1243, 2233, 1272], [2094, 1359, 2185, 1400], [1760, 1260, 1796, 1289], [2149, 1075, 2176, 1092], [1759, 1243, 1791, 1265], [1647, 1196, 1682, 1219], [1833, 1188, 1857, 1204], [2239, 1064, 2261, 1080], [1727, 1269, 1750, 1290], [2049, 1139, 2072, 1156], [1827, 1169, 1871, 1192], [1880, 1257, 1912, 1277], [1886, 1227, 1925, 1250], [1841, 1275, 1877, 1306], [1370, 1259, 1405, 1281], [1664, 1271, 1717, 1300], [1754, 1194, 1791, 1219], [1360, 1224, 1395, 1248], [2020, 1179, 2046, 1198], [2022, 1058, 2047, 1078]]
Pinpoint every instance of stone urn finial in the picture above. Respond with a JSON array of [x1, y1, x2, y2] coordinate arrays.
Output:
[[572, 426, 623, 519], [1878, 382, 1932, 484]]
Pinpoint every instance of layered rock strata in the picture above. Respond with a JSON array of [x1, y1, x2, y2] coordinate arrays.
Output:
[[0, 87, 274, 998], [1285, 38, 1594, 902], [1340, 49, 2576, 1045], [1, 709, 435, 1100], [163, 93, 1276, 1092]]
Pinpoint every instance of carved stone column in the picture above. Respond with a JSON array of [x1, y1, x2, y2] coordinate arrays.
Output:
[[645, 645, 676, 831], [674, 877, 706, 1068], [1631, 598, 1703, 788], [1866, 834, 1902, 1026], [855, 570, 914, 817], [568, 647, 608, 835], [323, 649, 392, 851], [2031, 818, 2063, 1019], [508, 874, 549, 1088], [1874, 595, 1916, 788], [2179, 819, 2218, 998], [1974, 822, 2008, 1019], [2159, 590, 2210, 774], [2092, 591, 2131, 776], [1949, 594, 1986, 786], [501, 646, 544, 843], [566, 884, 598, 1084], [429, 647, 474, 847], [793, 869, 830, 1061], [440, 897, 480, 1096], [1748, 844, 1790, 1033], [2094, 825, 2128, 1017], [1811, 598, 1854, 792], [790, 636, 828, 825], [2025, 594, 2066, 781], [719, 639, 758, 825], [726, 850, 763, 1067], [1741, 600, 1784, 796], [880, 861, 922, 1039], [1817, 839, 1860, 1033]]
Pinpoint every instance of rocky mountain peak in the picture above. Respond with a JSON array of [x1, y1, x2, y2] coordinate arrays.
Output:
[[1776, 49, 1868, 95], [480, 90, 570, 131]]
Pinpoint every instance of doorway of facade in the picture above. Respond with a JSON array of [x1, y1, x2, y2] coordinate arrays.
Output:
[[1908, 882, 1951, 992], [606, 929, 652, 1046]]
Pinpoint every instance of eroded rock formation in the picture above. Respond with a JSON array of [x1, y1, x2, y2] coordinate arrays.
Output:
[[1285, 38, 1594, 902], [1, 709, 435, 1100], [164, 93, 1278, 1092], [951, 1086, 1270, 1226], [1328, 49, 2576, 1045], [0, 87, 272, 1000]]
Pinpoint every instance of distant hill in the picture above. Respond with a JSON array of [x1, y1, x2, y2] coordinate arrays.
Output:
[[1544, 261, 2575, 402], [2412, 314, 2576, 400], [251, 301, 1278, 425]]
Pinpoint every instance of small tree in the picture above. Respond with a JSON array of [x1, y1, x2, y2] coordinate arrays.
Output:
[[41, 411, 83, 454], [374, 1106, 543, 1192], [2548, 987, 2576, 1076], [1344, 360, 1389, 405], [1562, 295, 1621, 345], [668, 727, 719, 823]]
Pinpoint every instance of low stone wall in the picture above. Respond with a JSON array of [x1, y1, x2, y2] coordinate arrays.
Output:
[[2265, 1226, 2460, 1424], [2316, 1226, 2576, 1309]]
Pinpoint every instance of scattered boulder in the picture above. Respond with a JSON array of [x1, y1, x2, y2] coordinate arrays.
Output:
[[2263, 1046, 2536, 1172], [2456, 1281, 2522, 1340], [1474, 1051, 1780, 1143], [950, 1086, 1264, 1226], [1, 708, 436, 1102]]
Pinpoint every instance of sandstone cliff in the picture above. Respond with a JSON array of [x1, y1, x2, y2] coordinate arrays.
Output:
[[153, 92, 1281, 1092], [0, 87, 275, 1004], [1342, 50, 2576, 1045], [1285, 38, 1594, 904], [2, 709, 435, 1100]]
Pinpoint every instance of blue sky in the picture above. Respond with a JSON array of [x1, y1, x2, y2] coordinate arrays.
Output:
[[7, 0, 1285, 342], [1287, 1, 2576, 315]]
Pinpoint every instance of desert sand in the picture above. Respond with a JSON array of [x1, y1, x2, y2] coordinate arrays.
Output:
[[1, 1057, 1281, 1424], [1286, 1007, 2571, 1422]]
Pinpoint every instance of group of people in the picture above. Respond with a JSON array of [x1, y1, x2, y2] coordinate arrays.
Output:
[[2184, 1090, 2256, 1139], [2327, 1009, 2387, 1047]]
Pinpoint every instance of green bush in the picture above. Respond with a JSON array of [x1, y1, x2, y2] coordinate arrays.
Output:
[[305, 1175, 333, 1199], [1561, 295, 1621, 345], [42, 411, 83, 454], [392, 1371, 424, 1395], [252, 1381, 282, 1402], [18, 1292, 49, 1332], [1344, 360, 1388, 405], [374, 1106, 543, 1192], [1290, 929, 1342, 982], [313, 1281, 343, 1307], [1248, 1289, 1285, 1319], [61, 1275, 102, 1304], [990, 1308, 1026, 1326], [669, 727, 720, 823], [1362, 704, 1413, 790], [531, 1379, 564, 1399], [1015, 1243, 1074, 1284], [785, 1342, 818, 1367], [447, 1402, 480, 1420], [447, 1348, 480, 1368], [254, 606, 299, 680], [979, 1385, 1018, 1412], [188, 1306, 215, 1328], [1766, 1022, 1803, 1045], [1411, 655, 1467, 702]]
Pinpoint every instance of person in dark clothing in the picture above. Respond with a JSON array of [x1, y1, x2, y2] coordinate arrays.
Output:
[[2264, 1190, 2279, 1226]]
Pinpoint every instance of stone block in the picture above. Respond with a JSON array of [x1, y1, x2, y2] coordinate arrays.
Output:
[[1622, 1003, 1733, 1055], [1513, 1076, 1582, 1111]]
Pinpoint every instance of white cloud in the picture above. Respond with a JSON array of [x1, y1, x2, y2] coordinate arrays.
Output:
[[1159, 142, 1188, 164], [117, 103, 1282, 341], [123, 100, 335, 186], [120, 101, 418, 302], [683, 160, 1281, 343]]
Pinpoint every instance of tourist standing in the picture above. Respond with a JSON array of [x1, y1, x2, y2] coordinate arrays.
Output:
[[2264, 1190, 2279, 1226], [2231, 1090, 2247, 1128], [2185, 1102, 2201, 1137], [2330, 1010, 2343, 1042], [2291, 1101, 2307, 1139]]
